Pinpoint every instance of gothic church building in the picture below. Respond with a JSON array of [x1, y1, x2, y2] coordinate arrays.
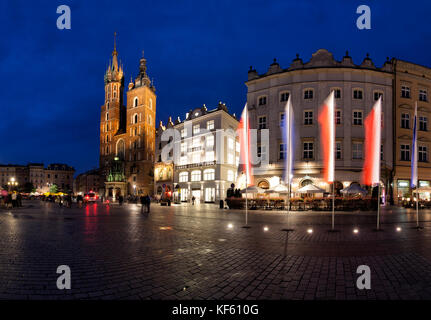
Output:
[[99, 42, 156, 198]]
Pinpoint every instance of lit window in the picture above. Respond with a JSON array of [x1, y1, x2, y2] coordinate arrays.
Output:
[[179, 172, 188, 182], [228, 138, 234, 150], [180, 156, 187, 165], [205, 151, 214, 162], [191, 170, 201, 181], [227, 170, 234, 182], [181, 128, 187, 138], [203, 169, 215, 181], [206, 135, 214, 147], [192, 153, 200, 164], [228, 153, 234, 164], [193, 124, 200, 134], [236, 142, 240, 153], [207, 120, 214, 130], [181, 142, 187, 153]]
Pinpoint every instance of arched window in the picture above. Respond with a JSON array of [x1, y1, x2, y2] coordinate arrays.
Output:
[[116, 139, 125, 159], [258, 180, 269, 189], [149, 98, 153, 109], [106, 112, 109, 121], [107, 102, 110, 110], [106, 123, 109, 131], [203, 169, 215, 181], [134, 97, 138, 107], [301, 179, 313, 187], [133, 113, 138, 124], [106, 145, 109, 154], [106, 135, 109, 143]]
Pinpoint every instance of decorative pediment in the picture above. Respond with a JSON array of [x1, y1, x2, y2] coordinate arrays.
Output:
[[304, 49, 337, 68], [418, 136, 431, 143], [399, 104, 413, 110]]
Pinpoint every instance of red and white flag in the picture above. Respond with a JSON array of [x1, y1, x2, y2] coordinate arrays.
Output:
[[362, 97, 382, 185], [318, 91, 335, 183], [238, 104, 252, 186]]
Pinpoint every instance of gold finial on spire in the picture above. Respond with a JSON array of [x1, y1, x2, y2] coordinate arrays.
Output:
[[114, 32, 117, 51]]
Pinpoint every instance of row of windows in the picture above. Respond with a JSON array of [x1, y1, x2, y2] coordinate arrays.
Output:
[[178, 169, 236, 182], [132, 97, 153, 109], [401, 85, 428, 101], [400, 113, 428, 131], [400, 144, 428, 162], [274, 141, 428, 162], [274, 142, 383, 161], [256, 88, 385, 106], [258, 110, 373, 128], [179, 120, 215, 137]]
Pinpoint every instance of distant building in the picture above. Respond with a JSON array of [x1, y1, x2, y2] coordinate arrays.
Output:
[[246, 49, 393, 198], [0, 163, 75, 193], [73, 169, 101, 195], [155, 103, 240, 203], [393, 59, 431, 202]]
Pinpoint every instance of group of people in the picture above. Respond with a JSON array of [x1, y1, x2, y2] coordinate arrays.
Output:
[[140, 194, 151, 213], [0, 192, 22, 208]]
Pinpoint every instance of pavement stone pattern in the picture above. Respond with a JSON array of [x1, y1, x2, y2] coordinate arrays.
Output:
[[1, 201, 431, 300]]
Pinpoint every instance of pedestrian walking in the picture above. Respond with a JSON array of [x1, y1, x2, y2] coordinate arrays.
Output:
[[17, 193, 22, 207], [192, 196, 195, 205], [140, 194, 146, 213], [145, 194, 151, 213], [77, 194, 83, 208], [11, 192, 17, 208]]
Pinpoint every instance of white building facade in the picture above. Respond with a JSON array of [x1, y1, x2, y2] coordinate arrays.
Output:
[[245, 49, 394, 197], [155, 103, 240, 203]]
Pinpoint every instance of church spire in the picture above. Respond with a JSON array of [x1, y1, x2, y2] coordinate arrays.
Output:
[[112, 32, 119, 71]]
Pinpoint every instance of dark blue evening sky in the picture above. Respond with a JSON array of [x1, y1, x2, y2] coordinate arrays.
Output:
[[1, 0, 430, 174]]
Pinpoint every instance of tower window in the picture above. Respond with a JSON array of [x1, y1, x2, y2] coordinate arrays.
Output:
[[134, 114, 138, 124], [134, 97, 138, 107], [106, 113, 109, 121]]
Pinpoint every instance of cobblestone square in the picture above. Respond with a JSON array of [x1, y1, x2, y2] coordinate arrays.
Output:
[[1, 200, 431, 300]]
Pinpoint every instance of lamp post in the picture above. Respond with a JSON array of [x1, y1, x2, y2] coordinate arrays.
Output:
[[133, 184, 136, 196], [7, 177, 18, 192]]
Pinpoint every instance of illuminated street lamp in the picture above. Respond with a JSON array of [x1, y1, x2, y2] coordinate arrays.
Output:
[[7, 177, 18, 192], [133, 184, 136, 196]]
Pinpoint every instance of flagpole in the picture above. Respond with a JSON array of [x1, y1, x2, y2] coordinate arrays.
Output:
[[245, 173, 248, 226], [416, 189, 419, 228], [332, 182, 335, 230], [377, 183, 380, 230]]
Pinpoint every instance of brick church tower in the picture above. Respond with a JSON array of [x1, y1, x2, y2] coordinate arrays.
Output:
[[99, 35, 156, 198]]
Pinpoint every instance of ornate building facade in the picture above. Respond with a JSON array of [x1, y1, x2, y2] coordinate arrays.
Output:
[[155, 103, 239, 203], [245, 49, 394, 200], [99, 42, 156, 198], [393, 59, 431, 202]]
